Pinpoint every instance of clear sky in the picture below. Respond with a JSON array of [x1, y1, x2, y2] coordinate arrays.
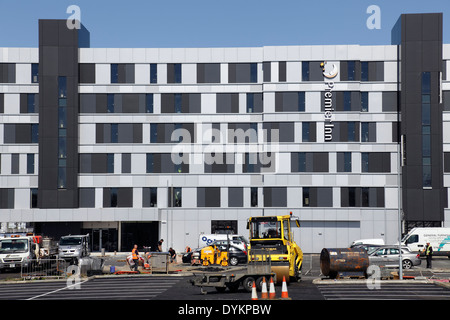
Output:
[[0, 0, 449, 48]]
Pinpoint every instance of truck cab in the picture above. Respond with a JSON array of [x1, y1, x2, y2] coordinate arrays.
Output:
[[0, 235, 39, 270], [58, 234, 90, 263]]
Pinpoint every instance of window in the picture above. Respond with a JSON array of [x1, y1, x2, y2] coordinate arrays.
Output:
[[361, 62, 369, 81], [27, 154, 35, 174], [291, 152, 329, 172], [217, 93, 239, 113], [263, 187, 287, 207], [79, 188, 95, 208], [337, 152, 352, 172], [197, 63, 220, 83], [347, 61, 356, 81], [347, 121, 356, 142], [110, 124, 118, 143], [211, 220, 238, 234], [422, 72, 431, 187], [361, 153, 391, 173], [150, 64, 157, 84], [143, 187, 157, 207], [303, 187, 333, 207], [27, 94, 38, 113], [167, 63, 182, 84], [302, 122, 316, 142], [302, 62, 309, 81], [228, 187, 243, 207], [275, 92, 305, 112], [103, 187, 133, 208], [111, 64, 135, 84], [79, 64, 95, 83], [107, 94, 114, 113], [0, 189, 14, 209], [168, 187, 182, 207], [146, 94, 154, 113], [0, 63, 15, 83], [30, 188, 38, 208], [341, 187, 384, 207], [303, 187, 310, 207], [263, 62, 271, 82], [197, 187, 221, 207], [246, 93, 263, 113], [107, 153, 114, 174], [361, 92, 368, 112], [228, 63, 257, 83], [58, 76, 67, 189], [361, 122, 376, 142], [251, 187, 258, 207], [278, 61, 286, 82], [161, 93, 200, 114], [11, 154, 19, 174], [146, 153, 154, 173], [122, 153, 131, 173], [31, 63, 39, 83], [111, 64, 118, 83]]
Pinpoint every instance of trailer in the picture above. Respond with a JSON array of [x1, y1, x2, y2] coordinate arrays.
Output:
[[190, 250, 275, 294]]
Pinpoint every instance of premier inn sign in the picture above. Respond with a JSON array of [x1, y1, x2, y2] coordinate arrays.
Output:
[[321, 62, 338, 141]]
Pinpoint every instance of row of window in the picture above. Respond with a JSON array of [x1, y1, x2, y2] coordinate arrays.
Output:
[[77, 91, 398, 114], [1, 121, 396, 145], [3, 186, 388, 209], [0, 61, 386, 85], [77, 151, 392, 174], [0, 151, 392, 175]]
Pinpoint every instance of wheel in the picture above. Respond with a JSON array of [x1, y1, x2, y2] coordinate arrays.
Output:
[[242, 276, 255, 293], [402, 259, 413, 269], [229, 257, 239, 266], [255, 276, 266, 291]]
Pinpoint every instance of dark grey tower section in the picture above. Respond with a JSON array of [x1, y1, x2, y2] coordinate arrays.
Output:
[[38, 20, 89, 208], [392, 13, 446, 230]]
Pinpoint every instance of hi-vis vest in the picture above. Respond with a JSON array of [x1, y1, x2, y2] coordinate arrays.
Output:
[[426, 245, 432, 256], [132, 248, 139, 260]]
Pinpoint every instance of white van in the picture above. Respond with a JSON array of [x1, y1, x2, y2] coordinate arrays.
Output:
[[350, 238, 385, 247], [402, 227, 450, 257]]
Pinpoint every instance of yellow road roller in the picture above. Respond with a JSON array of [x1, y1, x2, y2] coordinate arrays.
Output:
[[247, 213, 303, 283], [200, 243, 229, 267]]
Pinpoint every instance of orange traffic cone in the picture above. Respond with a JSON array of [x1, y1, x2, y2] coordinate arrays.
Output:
[[251, 281, 258, 300], [269, 277, 276, 299], [260, 277, 268, 299], [280, 276, 291, 299]]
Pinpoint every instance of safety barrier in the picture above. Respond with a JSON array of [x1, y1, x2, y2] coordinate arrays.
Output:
[[20, 259, 71, 280]]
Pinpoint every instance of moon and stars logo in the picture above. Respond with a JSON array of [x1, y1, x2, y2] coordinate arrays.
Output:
[[320, 61, 338, 79]]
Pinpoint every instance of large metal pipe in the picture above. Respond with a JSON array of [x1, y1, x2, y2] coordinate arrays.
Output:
[[320, 248, 369, 278]]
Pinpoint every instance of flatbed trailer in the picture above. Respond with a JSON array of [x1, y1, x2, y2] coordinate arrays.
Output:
[[190, 252, 275, 294]]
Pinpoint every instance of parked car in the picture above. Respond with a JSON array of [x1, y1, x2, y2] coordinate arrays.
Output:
[[368, 246, 421, 269], [210, 239, 248, 252], [352, 244, 383, 253], [217, 244, 247, 266]]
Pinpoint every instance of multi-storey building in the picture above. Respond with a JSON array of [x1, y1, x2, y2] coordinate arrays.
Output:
[[0, 13, 448, 253]]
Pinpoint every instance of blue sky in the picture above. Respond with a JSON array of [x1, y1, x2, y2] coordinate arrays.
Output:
[[0, 0, 449, 48]]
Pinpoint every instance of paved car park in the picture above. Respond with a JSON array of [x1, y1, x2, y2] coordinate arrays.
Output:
[[0, 253, 448, 300]]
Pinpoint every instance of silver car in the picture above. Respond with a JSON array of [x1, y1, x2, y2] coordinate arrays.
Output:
[[368, 246, 421, 269]]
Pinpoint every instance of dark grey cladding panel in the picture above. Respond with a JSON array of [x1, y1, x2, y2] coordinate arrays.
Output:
[[394, 13, 444, 224], [38, 19, 88, 209]]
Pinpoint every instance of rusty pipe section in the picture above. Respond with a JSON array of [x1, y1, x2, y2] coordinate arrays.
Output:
[[320, 248, 369, 278]]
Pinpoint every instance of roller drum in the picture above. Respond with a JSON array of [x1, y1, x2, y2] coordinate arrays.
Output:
[[320, 248, 369, 278]]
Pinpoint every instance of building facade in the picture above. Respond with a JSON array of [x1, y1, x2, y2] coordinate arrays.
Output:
[[0, 14, 449, 253]]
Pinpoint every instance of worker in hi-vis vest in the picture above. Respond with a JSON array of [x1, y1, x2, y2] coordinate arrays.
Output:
[[424, 242, 433, 269], [132, 244, 140, 272]]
